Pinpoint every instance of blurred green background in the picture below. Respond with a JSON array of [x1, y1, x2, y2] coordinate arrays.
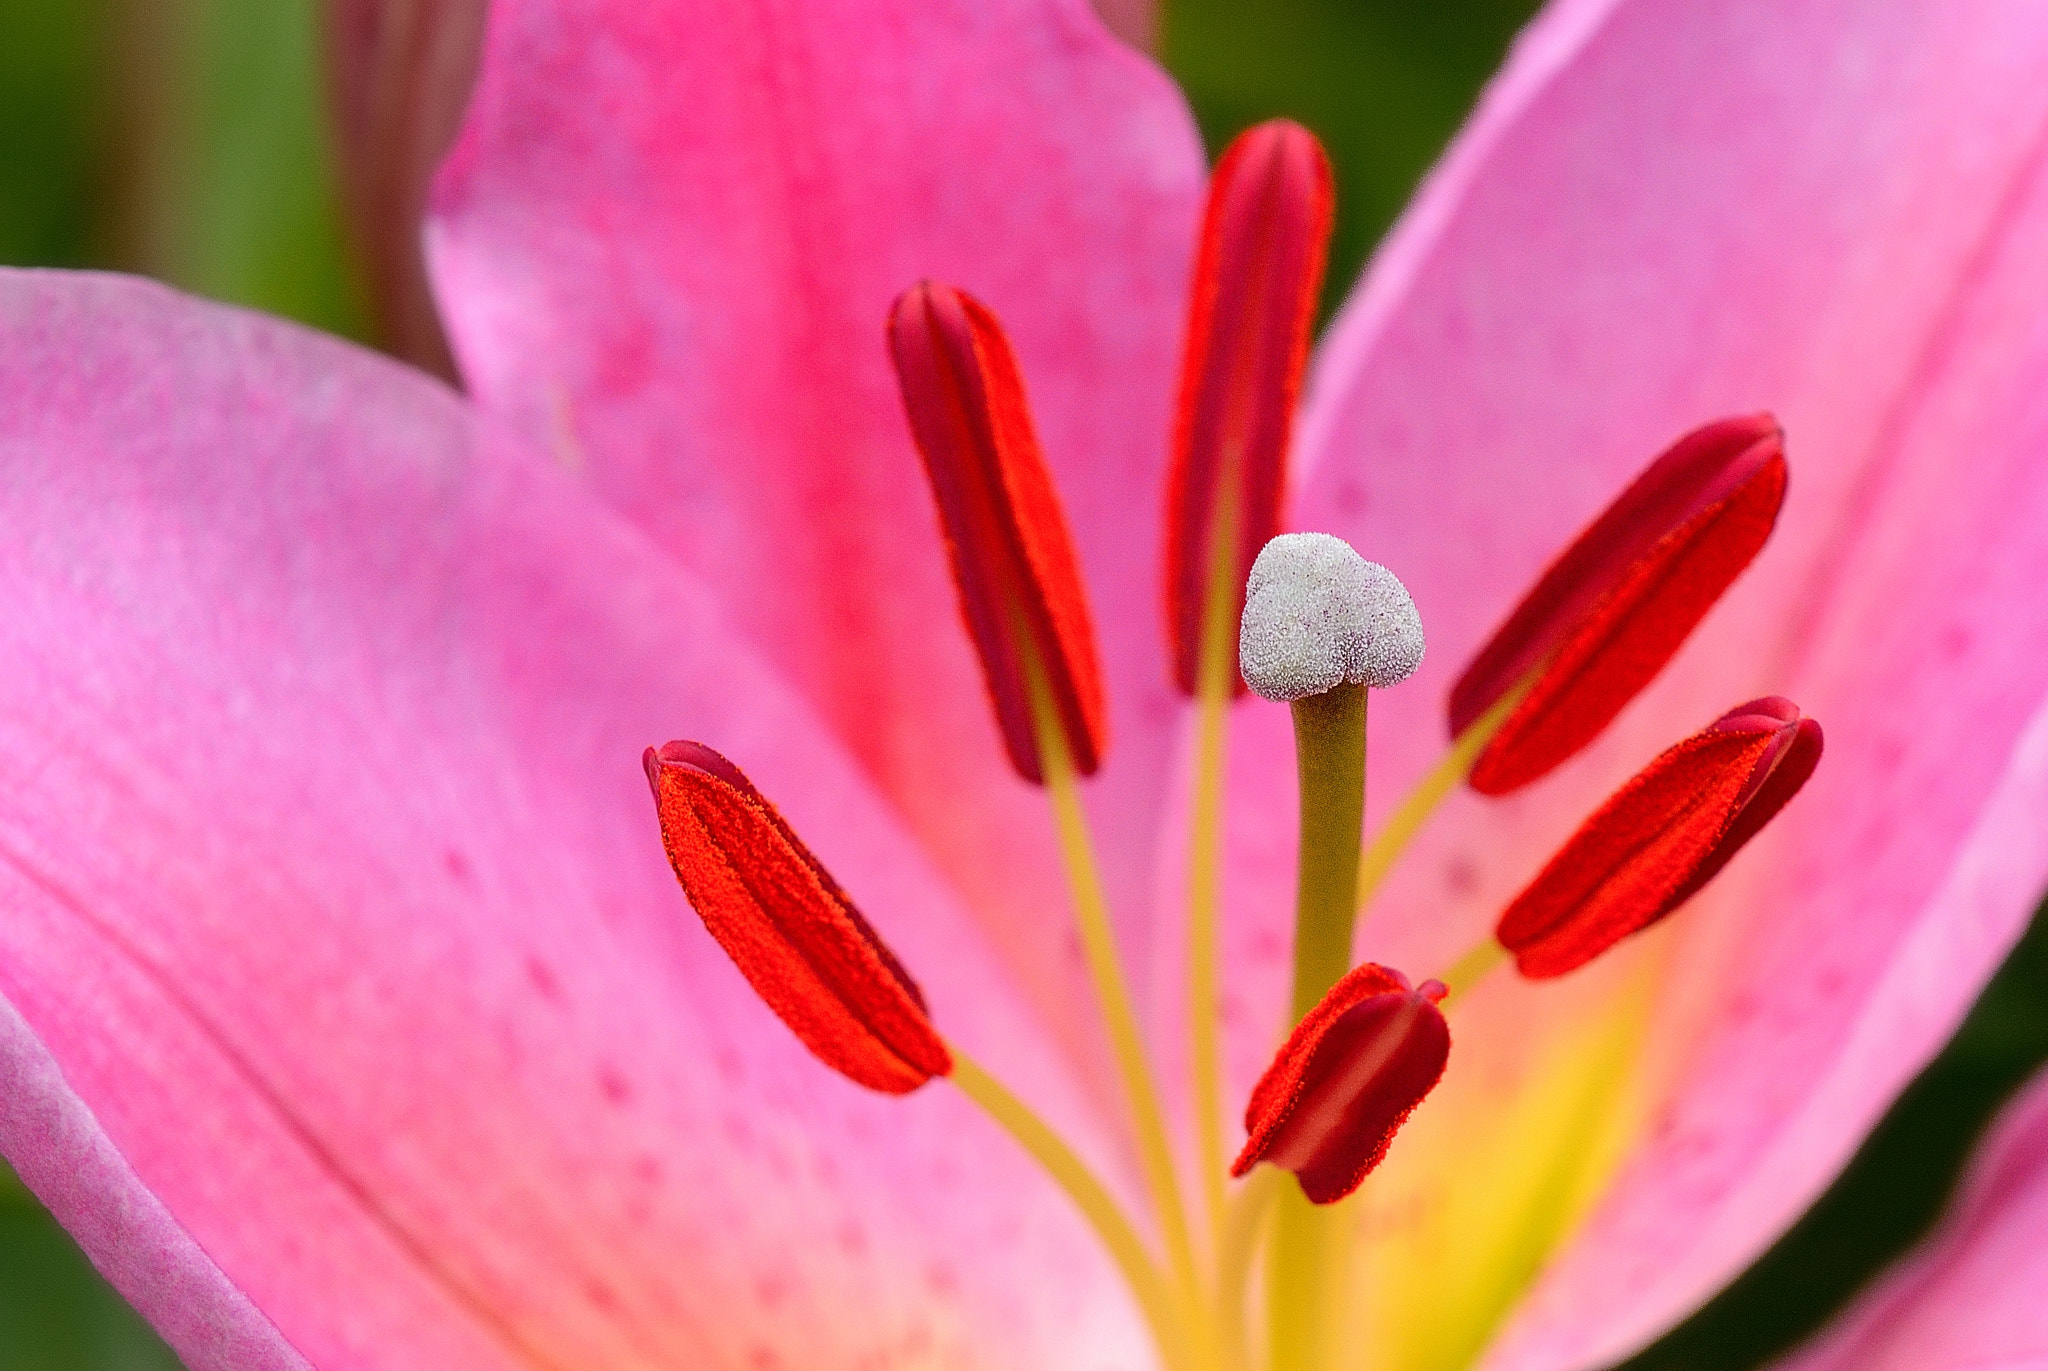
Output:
[[2, 0, 2044, 1367]]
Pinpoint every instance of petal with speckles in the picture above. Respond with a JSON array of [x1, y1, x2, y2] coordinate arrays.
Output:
[[0, 271, 1142, 1371], [428, 0, 1206, 1074]]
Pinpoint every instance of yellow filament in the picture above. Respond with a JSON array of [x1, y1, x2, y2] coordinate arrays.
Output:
[[1354, 675, 1535, 918], [1187, 479, 1242, 1255], [1268, 1182, 1345, 1371], [1215, 1166, 1283, 1371], [1344, 967, 1652, 1371], [1188, 683, 1231, 1252], [947, 1047, 1196, 1371], [1438, 938, 1508, 1005], [1022, 655, 1206, 1332]]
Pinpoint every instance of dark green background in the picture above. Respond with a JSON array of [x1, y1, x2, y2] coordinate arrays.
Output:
[[3, 1, 2042, 1366]]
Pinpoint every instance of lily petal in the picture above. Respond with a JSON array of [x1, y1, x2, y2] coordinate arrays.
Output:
[[0, 997, 308, 1370], [0, 270, 1146, 1369], [1210, 1, 2048, 1365], [1772, 1064, 2048, 1371], [427, 0, 1207, 1070]]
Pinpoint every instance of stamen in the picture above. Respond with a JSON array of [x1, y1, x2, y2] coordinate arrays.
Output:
[[1164, 119, 1334, 695], [1169, 121, 1333, 1264], [1233, 964, 1450, 1203], [888, 281, 1108, 782], [1240, 532, 1424, 704], [1451, 414, 1788, 795], [644, 742, 951, 1093], [1496, 697, 1823, 978]]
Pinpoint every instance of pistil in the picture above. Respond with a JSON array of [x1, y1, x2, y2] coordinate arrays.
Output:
[[1286, 681, 1369, 1020], [1238, 532, 1425, 1016], [1237, 531, 1425, 1371]]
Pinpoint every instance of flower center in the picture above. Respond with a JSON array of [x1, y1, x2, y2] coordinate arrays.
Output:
[[642, 122, 1822, 1371]]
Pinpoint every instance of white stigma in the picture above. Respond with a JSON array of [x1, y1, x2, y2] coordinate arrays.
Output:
[[1239, 532, 1425, 702]]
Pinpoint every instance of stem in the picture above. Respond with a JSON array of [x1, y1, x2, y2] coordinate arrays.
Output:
[[1188, 483, 1241, 1255], [1286, 682, 1369, 1019], [948, 1048, 1196, 1371], [1271, 680, 1369, 1371], [1025, 659, 1206, 1324]]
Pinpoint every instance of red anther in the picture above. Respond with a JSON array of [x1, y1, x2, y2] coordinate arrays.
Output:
[[1496, 697, 1823, 979], [645, 741, 952, 1094], [1231, 963, 1450, 1204], [1452, 414, 1788, 794], [889, 282, 1108, 782], [1164, 120, 1334, 696]]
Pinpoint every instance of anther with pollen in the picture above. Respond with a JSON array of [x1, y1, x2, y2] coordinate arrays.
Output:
[[645, 741, 1190, 1364], [1165, 119, 1334, 695], [1452, 413, 1788, 794], [1165, 118, 1336, 1264], [1497, 696, 1823, 978], [643, 741, 950, 1094], [895, 278, 1208, 1324], [888, 280, 1107, 782], [1233, 964, 1450, 1204]]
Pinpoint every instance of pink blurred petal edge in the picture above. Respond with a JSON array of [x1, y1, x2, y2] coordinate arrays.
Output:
[[1773, 1063, 2048, 1371]]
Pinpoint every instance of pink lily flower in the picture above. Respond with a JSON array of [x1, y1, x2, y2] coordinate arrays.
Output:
[[3, 3, 2048, 1371]]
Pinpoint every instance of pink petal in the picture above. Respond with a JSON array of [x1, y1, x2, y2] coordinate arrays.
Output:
[[0, 998, 307, 1370], [427, 0, 1206, 1073], [1211, 0, 2048, 1363], [1773, 1064, 2048, 1371], [0, 270, 1148, 1369]]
